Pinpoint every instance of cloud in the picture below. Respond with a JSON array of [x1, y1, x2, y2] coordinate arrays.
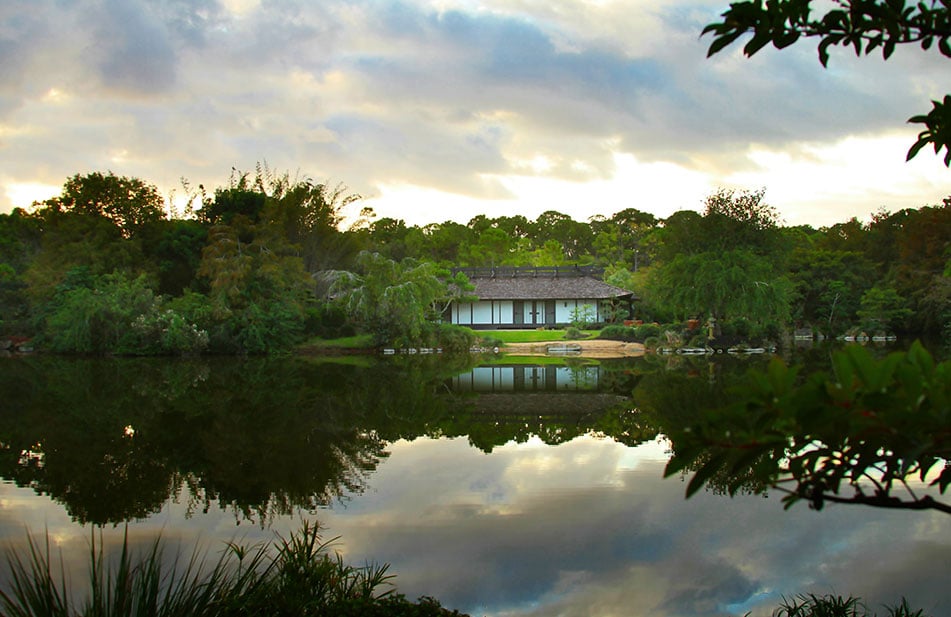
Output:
[[0, 0, 946, 226], [311, 436, 950, 617]]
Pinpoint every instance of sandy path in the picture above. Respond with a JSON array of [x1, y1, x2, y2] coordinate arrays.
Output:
[[501, 339, 645, 358]]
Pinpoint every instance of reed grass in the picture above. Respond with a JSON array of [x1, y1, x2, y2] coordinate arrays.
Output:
[[774, 594, 930, 617], [0, 522, 463, 617]]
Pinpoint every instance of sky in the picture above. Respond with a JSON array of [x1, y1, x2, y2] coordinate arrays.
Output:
[[0, 0, 947, 229]]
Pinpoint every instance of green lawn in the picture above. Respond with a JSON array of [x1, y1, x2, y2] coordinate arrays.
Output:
[[477, 329, 600, 343]]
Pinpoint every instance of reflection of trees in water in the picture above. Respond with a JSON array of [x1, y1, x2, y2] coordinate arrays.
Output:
[[0, 357, 401, 526], [0, 352, 777, 525]]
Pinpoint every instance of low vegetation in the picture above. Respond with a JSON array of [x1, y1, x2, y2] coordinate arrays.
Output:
[[0, 523, 465, 617], [773, 593, 930, 617]]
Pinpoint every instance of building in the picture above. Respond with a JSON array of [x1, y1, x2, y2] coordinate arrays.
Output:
[[447, 266, 635, 329]]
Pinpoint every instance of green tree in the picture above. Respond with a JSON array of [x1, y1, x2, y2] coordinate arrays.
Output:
[[857, 285, 914, 332], [647, 189, 791, 334], [531, 210, 595, 261], [892, 200, 951, 336], [197, 216, 312, 353], [41, 172, 166, 237], [331, 252, 472, 346], [23, 208, 148, 307], [664, 342, 951, 514], [788, 248, 875, 335], [649, 249, 792, 328], [139, 218, 208, 296], [702, 0, 951, 164], [0, 209, 41, 335]]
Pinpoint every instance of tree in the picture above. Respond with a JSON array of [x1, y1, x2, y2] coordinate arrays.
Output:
[[41, 172, 166, 236], [330, 252, 472, 346], [857, 285, 913, 332], [647, 189, 791, 334], [197, 216, 312, 353], [702, 0, 951, 164], [664, 342, 951, 514], [787, 248, 875, 335], [0, 210, 41, 335], [648, 249, 792, 328]]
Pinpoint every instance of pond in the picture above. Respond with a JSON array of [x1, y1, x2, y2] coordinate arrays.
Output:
[[0, 353, 947, 616]]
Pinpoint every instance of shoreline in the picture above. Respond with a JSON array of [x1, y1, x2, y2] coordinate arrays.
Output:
[[501, 339, 645, 358]]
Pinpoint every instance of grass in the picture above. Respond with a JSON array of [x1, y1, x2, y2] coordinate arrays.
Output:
[[0, 523, 465, 617], [774, 594, 930, 617], [477, 329, 600, 344]]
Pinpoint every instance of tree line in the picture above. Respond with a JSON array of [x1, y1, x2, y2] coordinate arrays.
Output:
[[0, 167, 948, 353]]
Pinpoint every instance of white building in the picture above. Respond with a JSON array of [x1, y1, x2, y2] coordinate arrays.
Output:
[[447, 266, 635, 329]]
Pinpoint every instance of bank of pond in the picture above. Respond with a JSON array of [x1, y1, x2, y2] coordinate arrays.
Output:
[[0, 352, 946, 616]]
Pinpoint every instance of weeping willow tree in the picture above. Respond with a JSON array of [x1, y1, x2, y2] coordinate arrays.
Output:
[[648, 249, 792, 334], [330, 251, 473, 346], [647, 189, 792, 336]]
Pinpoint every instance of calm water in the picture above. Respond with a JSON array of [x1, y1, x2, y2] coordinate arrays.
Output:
[[0, 353, 947, 616]]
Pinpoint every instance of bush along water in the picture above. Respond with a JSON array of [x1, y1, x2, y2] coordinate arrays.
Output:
[[0, 522, 466, 617]]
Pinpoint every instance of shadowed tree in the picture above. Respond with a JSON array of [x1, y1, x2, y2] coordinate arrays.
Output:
[[42, 172, 166, 237]]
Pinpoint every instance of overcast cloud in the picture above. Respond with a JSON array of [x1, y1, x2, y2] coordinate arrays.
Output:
[[0, 0, 947, 227]]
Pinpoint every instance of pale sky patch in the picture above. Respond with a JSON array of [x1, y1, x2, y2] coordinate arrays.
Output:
[[4, 181, 60, 210]]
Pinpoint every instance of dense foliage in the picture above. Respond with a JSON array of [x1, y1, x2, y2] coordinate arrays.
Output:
[[0, 168, 948, 353], [663, 342, 951, 514]]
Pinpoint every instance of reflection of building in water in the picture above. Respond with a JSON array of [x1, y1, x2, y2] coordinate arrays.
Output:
[[450, 365, 600, 392]]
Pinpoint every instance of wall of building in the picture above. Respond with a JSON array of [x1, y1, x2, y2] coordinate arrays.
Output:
[[450, 299, 601, 327]]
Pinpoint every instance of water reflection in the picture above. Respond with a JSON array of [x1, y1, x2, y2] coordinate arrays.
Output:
[[0, 356, 645, 524], [0, 354, 947, 617], [450, 363, 603, 392]]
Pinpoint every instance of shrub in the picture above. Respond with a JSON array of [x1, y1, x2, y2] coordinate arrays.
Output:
[[569, 306, 595, 329], [564, 326, 585, 340], [434, 324, 475, 354], [478, 335, 504, 349], [41, 272, 159, 354], [633, 323, 662, 340], [598, 325, 637, 342]]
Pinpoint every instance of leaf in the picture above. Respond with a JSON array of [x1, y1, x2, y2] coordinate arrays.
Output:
[[939, 36, 951, 57], [707, 31, 747, 56], [774, 30, 801, 48], [744, 30, 775, 55]]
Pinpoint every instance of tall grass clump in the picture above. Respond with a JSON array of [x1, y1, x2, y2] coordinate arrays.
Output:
[[0, 522, 465, 616], [774, 594, 931, 617]]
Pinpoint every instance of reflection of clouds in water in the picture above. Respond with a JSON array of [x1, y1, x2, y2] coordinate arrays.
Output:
[[0, 437, 948, 617], [321, 437, 950, 617]]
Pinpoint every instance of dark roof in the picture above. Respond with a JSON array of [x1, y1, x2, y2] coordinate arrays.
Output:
[[451, 266, 634, 301], [469, 276, 633, 300]]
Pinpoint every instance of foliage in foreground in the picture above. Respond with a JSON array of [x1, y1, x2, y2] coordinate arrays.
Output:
[[773, 593, 931, 617], [664, 341, 951, 514], [0, 522, 465, 617]]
